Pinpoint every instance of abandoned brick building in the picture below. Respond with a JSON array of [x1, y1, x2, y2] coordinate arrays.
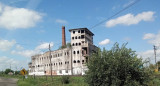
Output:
[[28, 26, 97, 75]]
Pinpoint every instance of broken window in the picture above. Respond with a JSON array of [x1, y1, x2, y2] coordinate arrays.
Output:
[[77, 51, 79, 54], [73, 60, 76, 63], [82, 60, 84, 64], [77, 60, 80, 63], [81, 35, 84, 39], [73, 31, 75, 34], [81, 30, 84, 33], [59, 70, 62, 74], [66, 70, 68, 73], [72, 37, 74, 40], [86, 57, 88, 63]]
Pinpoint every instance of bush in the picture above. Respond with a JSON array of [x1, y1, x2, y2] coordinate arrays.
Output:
[[85, 43, 152, 86], [61, 75, 70, 84]]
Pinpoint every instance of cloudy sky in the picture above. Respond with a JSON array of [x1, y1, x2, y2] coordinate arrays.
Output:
[[0, 0, 159, 70]]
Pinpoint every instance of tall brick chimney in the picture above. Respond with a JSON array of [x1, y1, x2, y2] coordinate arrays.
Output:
[[62, 26, 66, 46]]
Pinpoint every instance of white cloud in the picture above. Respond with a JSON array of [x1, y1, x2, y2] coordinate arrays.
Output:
[[16, 45, 24, 50], [0, 39, 16, 51], [36, 42, 54, 50], [0, 56, 19, 70], [0, 56, 28, 70], [143, 32, 160, 46], [143, 33, 155, 40], [99, 39, 110, 45], [106, 11, 155, 27], [55, 19, 68, 24], [11, 42, 54, 57], [137, 49, 160, 64], [0, 3, 43, 30], [11, 50, 40, 57]]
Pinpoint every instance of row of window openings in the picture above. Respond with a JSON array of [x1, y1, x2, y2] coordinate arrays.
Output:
[[38, 52, 69, 60], [35, 59, 87, 67], [72, 35, 84, 40], [73, 30, 84, 34], [72, 43, 81, 46], [36, 61, 70, 67]]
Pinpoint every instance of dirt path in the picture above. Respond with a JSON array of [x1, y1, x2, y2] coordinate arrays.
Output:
[[0, 77, 18, 86]]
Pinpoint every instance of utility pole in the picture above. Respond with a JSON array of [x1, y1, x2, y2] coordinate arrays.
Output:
[[49, 44, 53, 81], [153, 45, 158, 70]]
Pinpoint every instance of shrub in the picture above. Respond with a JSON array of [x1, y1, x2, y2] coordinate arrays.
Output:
[[61, 75, 70, 84], [85, 43, 152, 86]]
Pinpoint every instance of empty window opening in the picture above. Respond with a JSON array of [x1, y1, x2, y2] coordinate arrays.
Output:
[[78, 36, 81, 39], [72, 37, 74, 40], [81, 30, 84, 33], [86, 57, 88, 63], [59, 70, 62, 74], [78, 30, 80, 33], [73, 60, 76, 63], [77, 51, 79, 54], [77, 60, 80, 63], [79, 43, 81, 45], [73, 51, 76, 54], [81, 35, 84, 39], [75, 36, 77, 39], [66, 70, 68, 73], [82, 60, 84, 64], [72, 43, 74, 46], [73, 31, 75, 34]]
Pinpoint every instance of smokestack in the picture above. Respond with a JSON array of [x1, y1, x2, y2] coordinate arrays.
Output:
[[62, 26, 66, 46]]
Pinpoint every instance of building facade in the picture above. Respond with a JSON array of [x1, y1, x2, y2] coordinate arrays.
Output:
[[28, 26, 97, 75]]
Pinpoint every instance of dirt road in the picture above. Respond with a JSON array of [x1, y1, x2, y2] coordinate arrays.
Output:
[[0, 77, 18, 86]]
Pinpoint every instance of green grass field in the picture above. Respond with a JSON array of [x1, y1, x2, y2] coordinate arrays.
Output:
[[1, 73, 160, 86], [17, 76, 88, 86]]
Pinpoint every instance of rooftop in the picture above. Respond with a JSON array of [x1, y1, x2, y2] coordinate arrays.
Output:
[[69, 28, 94, 36]]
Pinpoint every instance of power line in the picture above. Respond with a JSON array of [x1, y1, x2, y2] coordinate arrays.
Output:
[[90, 0, 141, 29]]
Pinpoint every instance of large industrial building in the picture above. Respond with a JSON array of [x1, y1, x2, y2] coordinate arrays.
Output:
[[28, 26, 97, 75]]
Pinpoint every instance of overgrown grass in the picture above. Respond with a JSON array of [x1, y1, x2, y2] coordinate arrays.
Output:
[[17, 76, 88, 86], [1, 73, 160, 86]]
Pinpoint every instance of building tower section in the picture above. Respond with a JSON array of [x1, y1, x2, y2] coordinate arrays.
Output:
[[69, 28, 96, 75]]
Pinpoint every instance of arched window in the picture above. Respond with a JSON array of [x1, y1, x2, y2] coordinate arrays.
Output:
[[79, 43, 81, 45], [75, 36, 77, 39], [77, 60, 80, 63], [77, 51, 79, 54], [73, 51, 76, 54], [72, 37, 74, 40], [78, 36, 81, 39], [73, 60, 76, 63], [76, 43, 78, 46], [72, 43, 74, 46]]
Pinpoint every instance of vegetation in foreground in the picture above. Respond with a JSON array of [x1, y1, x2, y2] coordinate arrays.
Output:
[[17, 76, 88, 86], [85, 43, 159, 86]]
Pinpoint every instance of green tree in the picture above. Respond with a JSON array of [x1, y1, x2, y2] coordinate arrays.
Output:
[[15, 71, 20, 75], [4, 69, 13, 74], [85, 43, 151, 86]]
